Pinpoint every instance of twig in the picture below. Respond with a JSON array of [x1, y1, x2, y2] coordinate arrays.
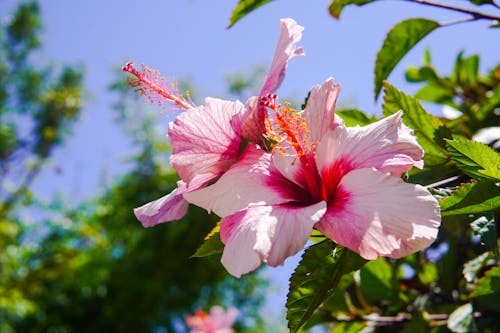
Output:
[[405, 0, 500, 21]]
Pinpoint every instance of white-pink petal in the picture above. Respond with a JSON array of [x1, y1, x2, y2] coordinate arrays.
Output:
[[220, 202, 327, 277], [169, 97, 245, 186], [316, 168, 440, 260], [134, 182, 189, 227], [183, 145, 291, 218], [259, 18, 305, 95], [303, 78, 343, 146], [316, 111, 424, 177]]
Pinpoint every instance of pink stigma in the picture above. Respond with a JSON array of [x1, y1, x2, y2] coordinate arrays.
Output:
[[122, 61, 192, 110]]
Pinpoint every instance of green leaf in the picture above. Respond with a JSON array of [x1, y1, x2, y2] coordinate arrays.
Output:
[[382, 82, 452, 167], [375, 19, 440, 99], [418, 262, 438, 285], [336, 109, 377, 126], [468, 0, 495, 6], [286, 240, 366, 333], [447, 303, 477, 333], [470, 265, 500, 311], [401, 311, 431, 333], [228, 0, 273, 28], [331, 322, 366, 333], [447, 139, 500, 182], [476, 86, 500, 121], [471, 217, 498, 254], [359, 258, 400, 303], [440, 181, 500, 216], [191, 223, 224, 257], [328, 0, 376, 19], [463, 252, 492, 283], [415, 83, 455, 104]]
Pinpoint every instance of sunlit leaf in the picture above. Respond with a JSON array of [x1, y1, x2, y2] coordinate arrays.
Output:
[[286, 240, 366, 333], [328, 0, 377, 19], [447, 139, 500, 182], [463, 252, 492, 283], [382, 82, 452, 167], [440, 181, 500, 216], [471, 217, 498, 254], [375, 19, 440, 99], [447, 303, 477, 333], [228, 0, 273, 28]]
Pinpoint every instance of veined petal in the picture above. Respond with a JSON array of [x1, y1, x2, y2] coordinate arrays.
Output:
[[316, 111, 424, 177], [316, 168, 440, 260], [241, 96, 264, 142], [220, 202, 327, 277], [303, 78, 343, 145], [134, 181, 189, 227], [183, 145, 290, 217], [259, 18, 304, 95], [169, 97, 245, 186]]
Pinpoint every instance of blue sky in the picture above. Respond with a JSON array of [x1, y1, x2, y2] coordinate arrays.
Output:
[[1, 0, 498, 328]]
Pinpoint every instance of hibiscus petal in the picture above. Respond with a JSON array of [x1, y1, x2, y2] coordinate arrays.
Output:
[[208, 306, 238, 330], [316, 111, 424, 176], [303, 78, 343, 145], [169, 97, 244, 186], [220, 202, 327, 277], [316, 168, 440, 260], [241, 96, 264, 142], [259, 18, 304, 95], [183, 145, 291, 217], [134, 182, 189, 227]]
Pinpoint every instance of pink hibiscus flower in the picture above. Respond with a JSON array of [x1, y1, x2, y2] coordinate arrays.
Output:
[[185, 79, 441, 278], [185, 306, 238, 333], [125, 18, 304, 227]]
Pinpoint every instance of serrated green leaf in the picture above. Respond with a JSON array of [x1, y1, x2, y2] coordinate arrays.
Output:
[[447, 139, 500, 182], [336, 109, 377, 126], [228, 0, 273, 28], [382, 82, 452, 167], [375, 19, 440, 99], [471, 216, 498, 254], [470, 265, 500, 311], [191, 224, 224, 258], [440, 181, 500, 216], [328, 0, 376, 19], [286, 240, 366, 333], [447, 303, 477, 333]]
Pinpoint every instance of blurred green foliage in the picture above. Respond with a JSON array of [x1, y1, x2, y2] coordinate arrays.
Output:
[[0, 2, 267, 332]]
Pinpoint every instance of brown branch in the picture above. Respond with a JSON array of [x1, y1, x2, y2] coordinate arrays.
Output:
[[405, 0, 500, 21]]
